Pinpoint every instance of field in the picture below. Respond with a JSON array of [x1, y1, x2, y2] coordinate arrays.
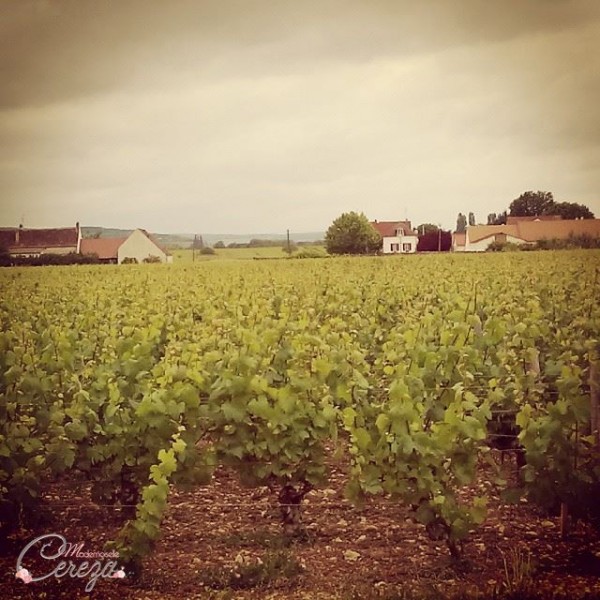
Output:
[[171, 245, 327, 262], [1, 251, 600, 599]]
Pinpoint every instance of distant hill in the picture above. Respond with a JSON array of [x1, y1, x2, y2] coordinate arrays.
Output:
[[82, 227, 324, 248]]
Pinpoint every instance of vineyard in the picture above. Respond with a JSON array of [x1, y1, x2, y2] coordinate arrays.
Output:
[[1, 250, 600, 599]]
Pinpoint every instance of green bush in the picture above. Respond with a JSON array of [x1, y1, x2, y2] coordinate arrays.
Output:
[[294, 247, 328, 259], [487, 241, 509, 252], [536, 234, 600, 250], [0, 252, 102, 267], [200, 247, 216, 255], [487, 241, 523, 252]]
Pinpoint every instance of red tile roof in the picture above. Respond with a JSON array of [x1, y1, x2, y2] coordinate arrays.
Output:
[[0, 230, 16, 249], [0, 227, 79, 250], [80, 237, 125, 259], [506, 215, 562, 224], [370, 221, 417, 237]]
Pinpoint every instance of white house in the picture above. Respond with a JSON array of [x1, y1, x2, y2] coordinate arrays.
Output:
[[371, 220, 419, 254], [81, 229, 173, 264]]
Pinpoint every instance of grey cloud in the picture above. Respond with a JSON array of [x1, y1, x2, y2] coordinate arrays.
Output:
[[3, 0, 600, 107], [0, 0, 599, 232]]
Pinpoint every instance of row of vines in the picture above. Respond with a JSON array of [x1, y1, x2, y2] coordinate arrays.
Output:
[[1, 251, 599, 572]]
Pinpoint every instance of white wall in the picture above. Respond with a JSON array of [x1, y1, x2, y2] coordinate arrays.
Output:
[[118, 229, 169, 263], [382, 235, 418, 253], [10, 245, 77, 257]]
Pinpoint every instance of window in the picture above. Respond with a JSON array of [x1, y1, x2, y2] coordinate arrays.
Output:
[[395, 229, 404, 236], [402, 243, 412, 252], [390, 243, 400, 252]]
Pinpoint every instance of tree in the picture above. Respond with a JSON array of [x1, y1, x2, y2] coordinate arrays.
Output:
[[509, 191, 594, 220], [509, 191, 555, 216], [487, 211, 507, 225], [282, 242, 298, 255], [468, 212, 476, 226], [416, 223, 439, 235], [325, 212, 381, 255], [417, 230, 452, 252], [214, 241, 225, 248], [552, 201, 594, 220], [191, 235, 204, 249], [456, 213, 467, 233]]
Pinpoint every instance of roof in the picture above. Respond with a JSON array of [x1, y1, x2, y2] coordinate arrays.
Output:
[[0, 226, 79, 250], [80, 237, 125, 259], [468, 219, 600, 244], [516, 219, 600, 242], [506, 215, 562, 224], [468, 224, 519, 243], [370, 220, 417, 237], [0, 230, 15, 249]]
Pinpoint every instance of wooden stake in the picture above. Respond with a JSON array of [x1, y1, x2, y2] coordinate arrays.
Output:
[[560, 502, 569, 539]]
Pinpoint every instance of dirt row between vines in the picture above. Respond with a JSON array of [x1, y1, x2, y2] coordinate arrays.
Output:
[[2, 452, 600, 600]]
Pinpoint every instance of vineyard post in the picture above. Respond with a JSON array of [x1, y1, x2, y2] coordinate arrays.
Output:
[[560, 503, 569, 539], [559, 356, 599, 540], [590, 358, 600, 452]]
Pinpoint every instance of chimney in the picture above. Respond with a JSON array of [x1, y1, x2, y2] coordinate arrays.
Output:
[[16, 223, 23, 244]]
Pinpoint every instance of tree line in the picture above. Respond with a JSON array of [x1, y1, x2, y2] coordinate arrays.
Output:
[[456, 191, 594, 231]]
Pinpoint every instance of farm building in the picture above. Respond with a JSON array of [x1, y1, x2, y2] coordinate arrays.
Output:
[[371, 220, 419, 254], [81, 229, 172, 264], [453, 218, 600, 252], [0, 224, 81, 257]]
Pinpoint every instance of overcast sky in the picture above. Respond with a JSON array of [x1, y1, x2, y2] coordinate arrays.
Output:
[[1, 0, 599, 234]]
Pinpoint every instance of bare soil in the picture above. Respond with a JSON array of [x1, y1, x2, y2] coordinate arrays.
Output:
[[2, 452, 600, 600]]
